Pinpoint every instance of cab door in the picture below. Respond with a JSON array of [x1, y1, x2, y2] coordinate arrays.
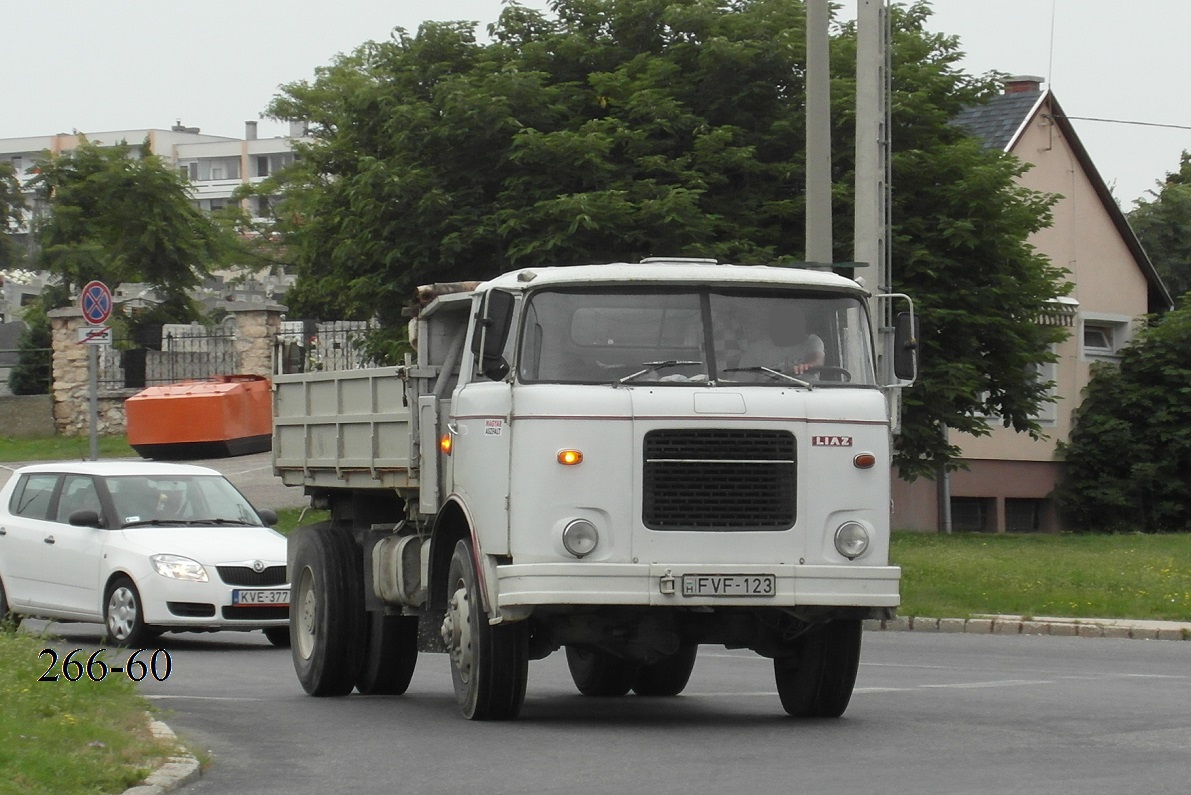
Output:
[[449, 290, 516, 555], [40, 474, 107, 616]]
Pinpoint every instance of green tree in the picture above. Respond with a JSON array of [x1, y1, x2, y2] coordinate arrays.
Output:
[[29, 137, 227, 319], [6, 285, 67, 395], [0, 160, 26, 271], [1128, 151, 1191, 306], [1057, 305, 1191, 532], [264, 0, 1068, 478]]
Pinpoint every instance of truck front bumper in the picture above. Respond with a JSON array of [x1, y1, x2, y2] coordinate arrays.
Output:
[[495, 562, 901, 611]]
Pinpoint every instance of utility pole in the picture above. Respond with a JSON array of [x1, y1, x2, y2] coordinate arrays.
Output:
[[804, 0, 832, 271]]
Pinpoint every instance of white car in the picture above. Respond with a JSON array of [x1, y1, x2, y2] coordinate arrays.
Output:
[[0, 460, 290, 647]]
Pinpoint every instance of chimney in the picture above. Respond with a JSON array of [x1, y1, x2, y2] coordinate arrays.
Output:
[[288, 120, 310, 138], [245, 120, 258, 140], [1003, 75, 1044, 95]]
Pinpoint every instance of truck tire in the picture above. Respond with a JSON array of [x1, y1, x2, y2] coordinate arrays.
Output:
[[773, 619, 862, 718], [290, 522, 364, 697], [442, 540, 528, 720], [355, 612, 419, 695], [565, 646, 638, 697], [632, 644, 698, 697]]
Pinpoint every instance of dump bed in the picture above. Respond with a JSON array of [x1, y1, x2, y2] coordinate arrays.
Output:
[[272, 367, 419, 491]]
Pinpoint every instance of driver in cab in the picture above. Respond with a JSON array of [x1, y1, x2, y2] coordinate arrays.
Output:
[[738, 304, 825, 375]]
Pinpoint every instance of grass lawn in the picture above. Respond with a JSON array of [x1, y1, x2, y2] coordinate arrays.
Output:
[[0, 435, 135, 462], [893, 531, 1191, 622], [0, 627, 173, 795]]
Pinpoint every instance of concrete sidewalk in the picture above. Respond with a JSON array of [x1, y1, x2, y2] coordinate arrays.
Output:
[[866, 613, 1191, 641]]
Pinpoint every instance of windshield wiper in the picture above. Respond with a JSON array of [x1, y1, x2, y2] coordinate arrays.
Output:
[[617, 360, 703, 385], [122, 518, 254, 528], [722, 366, 813, 388]]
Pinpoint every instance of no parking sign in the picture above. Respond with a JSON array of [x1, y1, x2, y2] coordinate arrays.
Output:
[[80, 280, 113, 325]]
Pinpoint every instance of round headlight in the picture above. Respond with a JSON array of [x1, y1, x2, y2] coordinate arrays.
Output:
[[834, 521, 870, 560], [562, 519, 599, 558]]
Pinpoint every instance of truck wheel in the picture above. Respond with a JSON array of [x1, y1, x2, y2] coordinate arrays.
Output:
[[290, 522, 364, 696], [105, 577, 153, 648], [442, 540, 527, 720], [632, 645, 698, 697], [565, 646, 638, 697], [355, 612, 419, 695], [773, 619, 862, 718]]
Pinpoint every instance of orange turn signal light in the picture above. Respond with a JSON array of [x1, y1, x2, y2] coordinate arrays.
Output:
[[440, 434, 453, 455], [853, 453, 876, 469], [557, 449, 583, 466]]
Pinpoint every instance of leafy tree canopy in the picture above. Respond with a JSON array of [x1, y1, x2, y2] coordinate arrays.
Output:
[[1057, 304, 1191, 532], [1128, 150, 1191, 307], [265, 0, 1070, 478], [29, 138, 231, 320], [0, 160, 27, 271]]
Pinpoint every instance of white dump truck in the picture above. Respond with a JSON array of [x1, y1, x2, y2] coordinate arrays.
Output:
[[273, 258, 916, 720]]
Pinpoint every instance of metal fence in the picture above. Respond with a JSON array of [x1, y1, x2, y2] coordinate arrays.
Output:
[[98, 323, 238, 390], [275, 320, 380, 374]]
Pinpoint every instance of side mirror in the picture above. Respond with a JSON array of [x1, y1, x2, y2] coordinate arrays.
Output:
[[257, 508, 279, 527], [471, 290, 516, 380], [893, 311, 920, 382], [68, 509, 104, 528]]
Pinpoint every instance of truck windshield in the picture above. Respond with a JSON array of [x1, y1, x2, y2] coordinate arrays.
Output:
[[517, 288, 876, 386]]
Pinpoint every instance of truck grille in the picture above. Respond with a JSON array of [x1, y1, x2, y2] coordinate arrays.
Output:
[[642, 429, 796, 530]]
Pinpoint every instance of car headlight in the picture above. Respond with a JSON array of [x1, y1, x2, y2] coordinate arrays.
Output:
[[151, 554, 210, 582], [834, 521, 870, 560], [562, 519, 599, 558]]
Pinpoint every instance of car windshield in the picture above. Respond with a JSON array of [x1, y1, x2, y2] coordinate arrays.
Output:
[[517, 287, 876, 386], [106, 475, 264, 528]]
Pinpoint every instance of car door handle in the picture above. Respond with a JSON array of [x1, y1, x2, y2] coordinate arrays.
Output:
[[44, 535, 56, 545], [0, 527, 6, 535]]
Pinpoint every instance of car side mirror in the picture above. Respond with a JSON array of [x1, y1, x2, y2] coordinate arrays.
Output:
[[471, 290, 516, 380], [257, 508, 279, 527], [69, 509, 104, 528]]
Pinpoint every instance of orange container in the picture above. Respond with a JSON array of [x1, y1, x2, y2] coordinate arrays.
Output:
[[126, 375, 272, 459]]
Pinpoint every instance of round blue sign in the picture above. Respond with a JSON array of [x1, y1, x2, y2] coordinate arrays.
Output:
[[80, 281, 113, 325]]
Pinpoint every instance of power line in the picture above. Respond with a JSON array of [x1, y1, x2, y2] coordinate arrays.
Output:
[[1049, 114, 1191, 132]]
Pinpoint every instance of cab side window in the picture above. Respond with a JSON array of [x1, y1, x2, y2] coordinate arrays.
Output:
[[10, 474, 60, 520]]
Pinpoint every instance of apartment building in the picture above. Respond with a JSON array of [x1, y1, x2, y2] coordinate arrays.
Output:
[[0, 120, 308, 319]]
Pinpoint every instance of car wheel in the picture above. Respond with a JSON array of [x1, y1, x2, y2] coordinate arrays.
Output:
[[356, 611, 419, 695], [442, 540, 528, 720], [289, 522, 364, 696], [0, 575, 21, 630], [263, 626, 291, 648], [632, 645, 698, 697], [105, 576, 152, 648], [565, 646, 638, 697], [773, 619, 862, 718]]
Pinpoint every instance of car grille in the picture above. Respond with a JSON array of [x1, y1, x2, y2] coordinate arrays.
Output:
[[167, 602, 216, 618], [217, 565, 287, 586], [222, 605, 289, 621], [643, 428, 796, 530]]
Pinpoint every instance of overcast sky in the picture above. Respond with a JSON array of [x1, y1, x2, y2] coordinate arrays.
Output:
[[5, 1, 1188, 209]]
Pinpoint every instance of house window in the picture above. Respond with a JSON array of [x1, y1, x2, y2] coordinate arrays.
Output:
[[950, 497, 994, 532], [1081, 314, 1131, 362], [257, 156, 269, 177], [1005, 498, 1044, 533], [211, 166, 224, 180], [188, 162, 199, 181]]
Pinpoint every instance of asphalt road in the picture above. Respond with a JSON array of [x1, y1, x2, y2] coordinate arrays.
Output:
[[27, 623, 1191, 795]]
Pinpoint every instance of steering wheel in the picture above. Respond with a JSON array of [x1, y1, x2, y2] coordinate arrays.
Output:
[[801, 366, 852, 383]]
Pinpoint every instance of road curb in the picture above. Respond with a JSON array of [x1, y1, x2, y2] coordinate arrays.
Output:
[[864, 614, 1191, 641], [122, 715, 200, 795]]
